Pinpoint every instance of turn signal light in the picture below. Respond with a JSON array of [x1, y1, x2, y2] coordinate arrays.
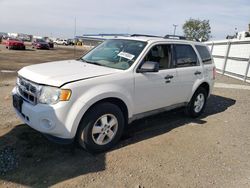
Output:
[[60, 89, 72, 101], [213, 67, 216, 80]]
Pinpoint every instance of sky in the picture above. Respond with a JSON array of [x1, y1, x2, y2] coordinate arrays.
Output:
[[0, 0, 249, 40]]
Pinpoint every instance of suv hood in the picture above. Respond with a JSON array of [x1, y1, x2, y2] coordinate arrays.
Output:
[[18, 60, 121, 87]]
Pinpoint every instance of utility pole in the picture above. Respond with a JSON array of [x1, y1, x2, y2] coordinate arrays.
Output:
[[74, 17, 76, 58], [234, 27, 238, 39], [173, 24, 178, 35]]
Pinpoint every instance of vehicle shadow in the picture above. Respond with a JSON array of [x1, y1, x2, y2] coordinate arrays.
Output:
[[119, 94, 236, 145], [24, 49, 36, 52], [0, 125, 105, 187], [0, 94, 235, 187]]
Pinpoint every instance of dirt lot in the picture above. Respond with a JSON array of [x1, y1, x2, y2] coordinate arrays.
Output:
[[0, 44, 86, 82], [0, 44, 250, 187]]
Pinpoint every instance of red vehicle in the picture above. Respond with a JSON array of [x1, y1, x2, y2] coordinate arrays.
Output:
[[5, 38, 25, 50]]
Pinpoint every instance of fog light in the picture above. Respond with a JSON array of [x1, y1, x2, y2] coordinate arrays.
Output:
[[40, 119, 54, 129]]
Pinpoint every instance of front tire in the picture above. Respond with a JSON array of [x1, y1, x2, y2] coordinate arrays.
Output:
[[77, 102, 125, 153], [185, 87, 207, 118]]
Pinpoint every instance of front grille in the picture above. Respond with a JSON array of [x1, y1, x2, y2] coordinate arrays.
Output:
[[40, 44, 48, 48], [17, 77, 40, 105]]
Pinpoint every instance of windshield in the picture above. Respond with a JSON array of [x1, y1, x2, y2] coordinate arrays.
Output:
[[80, 39, 147, 70], [8, 38, 21, 41], [37, 39, 45, 42]]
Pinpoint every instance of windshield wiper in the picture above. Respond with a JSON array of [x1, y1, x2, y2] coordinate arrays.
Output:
[[90, 62, 106, 67], [80, 58, 105, 67]]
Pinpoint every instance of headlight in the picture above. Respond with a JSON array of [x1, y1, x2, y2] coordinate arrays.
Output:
[[38, 86, 71, 105], [16, 77, 20, 85]]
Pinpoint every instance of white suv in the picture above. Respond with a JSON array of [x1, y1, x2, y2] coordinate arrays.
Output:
[[54, 39, 68, 45], [12, 35, 215, 153]]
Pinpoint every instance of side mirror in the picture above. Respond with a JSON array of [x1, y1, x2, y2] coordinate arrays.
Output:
[[137, 61, 159, 73]]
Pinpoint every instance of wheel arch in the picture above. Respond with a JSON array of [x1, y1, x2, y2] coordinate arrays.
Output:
[[83, 97, 129, 125], [190, 81, 210, 101], [186, 81, 210, 117], [68, 95, 131, 139], [198, 82, 210, 97]]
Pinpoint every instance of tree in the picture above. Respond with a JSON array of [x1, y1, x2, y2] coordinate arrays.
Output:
[[182, 18, 211, 41]]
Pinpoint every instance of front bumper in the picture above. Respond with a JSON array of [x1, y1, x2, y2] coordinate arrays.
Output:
[[8, 45, 25, 50], [36, 45, 49, 49], [12, 87, 74, 139]]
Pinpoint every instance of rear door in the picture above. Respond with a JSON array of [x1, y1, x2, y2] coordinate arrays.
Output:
[[174, 44, 203, 103], [195, 45, 215, 81]]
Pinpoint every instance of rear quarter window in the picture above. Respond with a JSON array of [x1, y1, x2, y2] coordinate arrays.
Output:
[[195, 45, 212, 64]]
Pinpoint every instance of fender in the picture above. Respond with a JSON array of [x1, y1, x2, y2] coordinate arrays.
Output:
[[64, 83, 134, 138], [189, 78, 211, 102]]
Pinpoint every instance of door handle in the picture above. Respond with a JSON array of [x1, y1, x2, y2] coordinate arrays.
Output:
[[194, 71, 201, 75], [165, 75, 174, 79], [165, 80, 171, 83]]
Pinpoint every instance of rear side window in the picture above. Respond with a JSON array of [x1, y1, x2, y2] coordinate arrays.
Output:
[[174, 44, 198, 67], [195, 45, 212, 64]]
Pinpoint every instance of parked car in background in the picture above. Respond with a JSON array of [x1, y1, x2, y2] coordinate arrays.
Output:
[[32, 39, 50, 49], [45, 38, 54, 48], [54, 39, 69, 45], [0, 32, 8, 43], [5, 38, 25, 50], [67, 39, 75, 45], [18, 34, 31, 42]]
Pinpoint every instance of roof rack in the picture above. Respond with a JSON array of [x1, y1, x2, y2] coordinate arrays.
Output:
[[164, 34, 200, 42], [130, 34, 162, 38], [130, 34, 200, 42], [164, 35, 187, 40]]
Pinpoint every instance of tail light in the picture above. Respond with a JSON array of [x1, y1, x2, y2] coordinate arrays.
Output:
[[213, 66, 216, 80]]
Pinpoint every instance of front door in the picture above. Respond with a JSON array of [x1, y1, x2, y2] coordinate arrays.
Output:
[[134, 44, 179, 114]]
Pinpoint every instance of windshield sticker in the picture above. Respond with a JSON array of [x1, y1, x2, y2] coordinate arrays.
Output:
[[118, 51, 135, 60]]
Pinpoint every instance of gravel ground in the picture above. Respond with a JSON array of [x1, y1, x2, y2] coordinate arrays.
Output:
[[0, 46, 249, 187]]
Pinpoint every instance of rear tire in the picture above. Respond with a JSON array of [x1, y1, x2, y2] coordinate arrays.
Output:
[[185, 87, 207, 118], [77, 102, 125, 153]]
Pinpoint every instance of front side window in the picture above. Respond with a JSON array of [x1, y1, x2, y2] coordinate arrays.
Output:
[[81, 39, 147, 70], [142, 44, 172, 70], [174, 44, 198, 67], [195, 45, 212, 64]]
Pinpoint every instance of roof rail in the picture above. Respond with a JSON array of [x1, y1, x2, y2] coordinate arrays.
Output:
[[164, 35, 187, 40], [130, 34, 162, 38], [130, 34, 200, 42], [164, 34, 200, 42]]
